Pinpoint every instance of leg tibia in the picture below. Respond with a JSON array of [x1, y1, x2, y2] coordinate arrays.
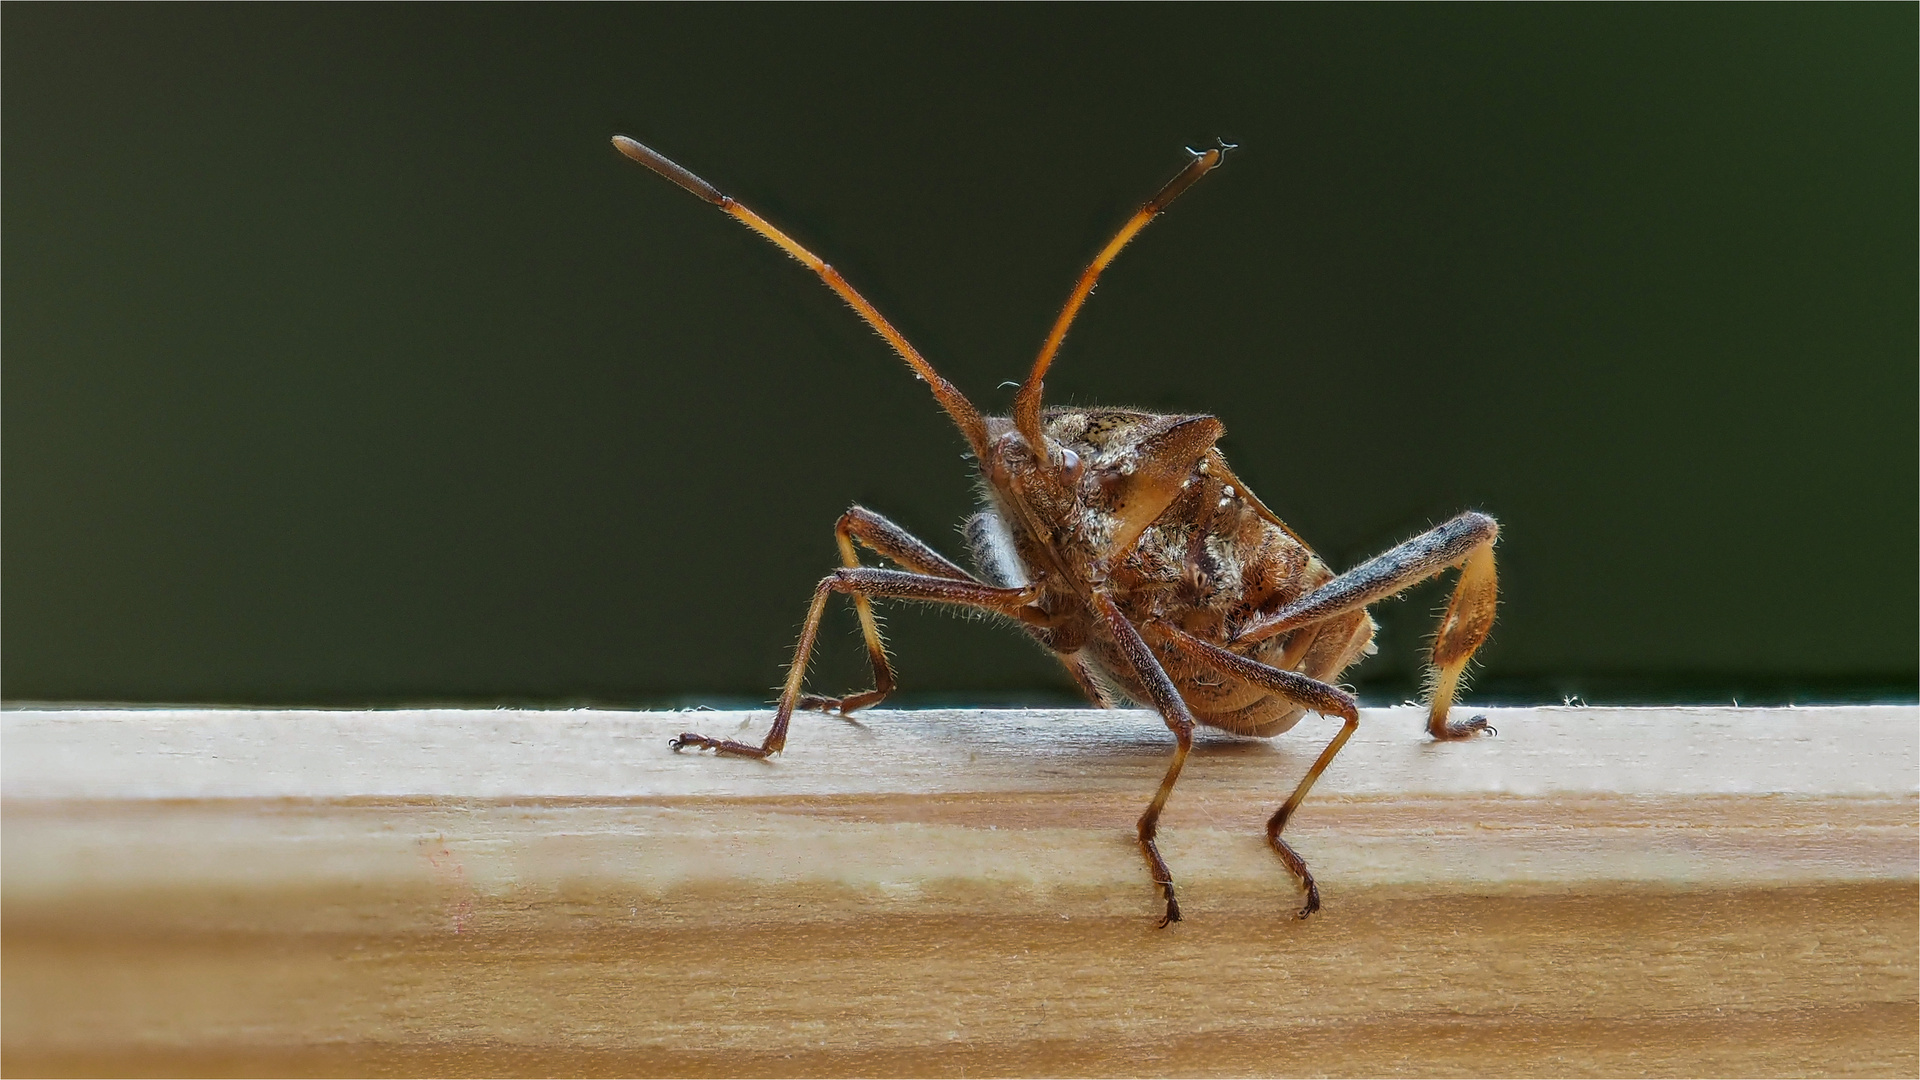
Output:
[[1427, 540, 1499, 739]]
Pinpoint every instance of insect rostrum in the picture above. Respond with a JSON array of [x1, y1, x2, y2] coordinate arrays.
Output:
[[614, 134, 1500, 925]]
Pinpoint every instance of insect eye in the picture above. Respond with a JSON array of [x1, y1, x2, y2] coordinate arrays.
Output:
[[1059, 447, 1084, 484]]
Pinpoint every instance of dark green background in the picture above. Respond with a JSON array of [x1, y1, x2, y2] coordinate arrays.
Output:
[[6, 7, 1915, 706]]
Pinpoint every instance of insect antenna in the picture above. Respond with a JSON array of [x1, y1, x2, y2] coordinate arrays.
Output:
[[1011, 141, 1235, 455], [613, 135, 990, 458]]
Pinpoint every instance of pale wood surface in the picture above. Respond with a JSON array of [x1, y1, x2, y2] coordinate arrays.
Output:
[[4, 705, 1916, 1077]]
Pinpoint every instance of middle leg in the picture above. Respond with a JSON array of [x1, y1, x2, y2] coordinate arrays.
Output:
[[1094, 594, 1197, 927], [1160, 627, 1357, 918]]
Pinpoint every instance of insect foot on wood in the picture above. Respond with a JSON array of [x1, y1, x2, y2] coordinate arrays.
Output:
[[615, 134, 1501, 925]]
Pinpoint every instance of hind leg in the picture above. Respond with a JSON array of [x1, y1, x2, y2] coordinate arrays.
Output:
[[1422, 539, 1499, 738], [1236, 512, 1500, 739]]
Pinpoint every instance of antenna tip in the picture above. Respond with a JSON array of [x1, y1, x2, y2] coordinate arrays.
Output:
[[610, 134, 727, 206]]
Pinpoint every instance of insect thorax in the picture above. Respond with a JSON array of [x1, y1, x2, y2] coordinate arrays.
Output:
[[970, 407, 1335, 648]]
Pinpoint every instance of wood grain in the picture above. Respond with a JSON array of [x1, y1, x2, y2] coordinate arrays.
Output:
[[4, 706, 1915, 1077]]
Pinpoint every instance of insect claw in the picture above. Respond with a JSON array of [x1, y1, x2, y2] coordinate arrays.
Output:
[[1158, 896, 1183, 928], [1150, 876, 1183, 927]]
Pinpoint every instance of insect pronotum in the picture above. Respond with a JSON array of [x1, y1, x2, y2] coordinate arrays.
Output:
[[614, 134, 1500, 924]]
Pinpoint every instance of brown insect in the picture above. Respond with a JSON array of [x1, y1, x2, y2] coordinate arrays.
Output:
[[614, 134, 1500, 924]]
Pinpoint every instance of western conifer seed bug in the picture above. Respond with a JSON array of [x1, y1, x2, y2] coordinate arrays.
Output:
[[614, 134, 1500, 925]]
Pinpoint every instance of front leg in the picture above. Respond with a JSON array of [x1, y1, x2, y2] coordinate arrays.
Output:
[[1236, 512, 1501, 739], [673, 568, 1035, 758], [798, 506, 983, 716]]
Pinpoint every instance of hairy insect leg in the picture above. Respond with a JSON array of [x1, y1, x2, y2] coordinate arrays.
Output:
[[1095, 595, 1197, 926], [672, 568, 1036, 758], [799, 507, 983, 716], [1425, 540, 1499, 739], [834, 506, 980, 581], [1160, 629, 1358, 918], [1237, 512, 1501, 740], [1059, 653, 1118, 708]]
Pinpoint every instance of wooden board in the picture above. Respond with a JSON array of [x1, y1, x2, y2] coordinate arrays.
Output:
[[4, 705, 1916, 1077]]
